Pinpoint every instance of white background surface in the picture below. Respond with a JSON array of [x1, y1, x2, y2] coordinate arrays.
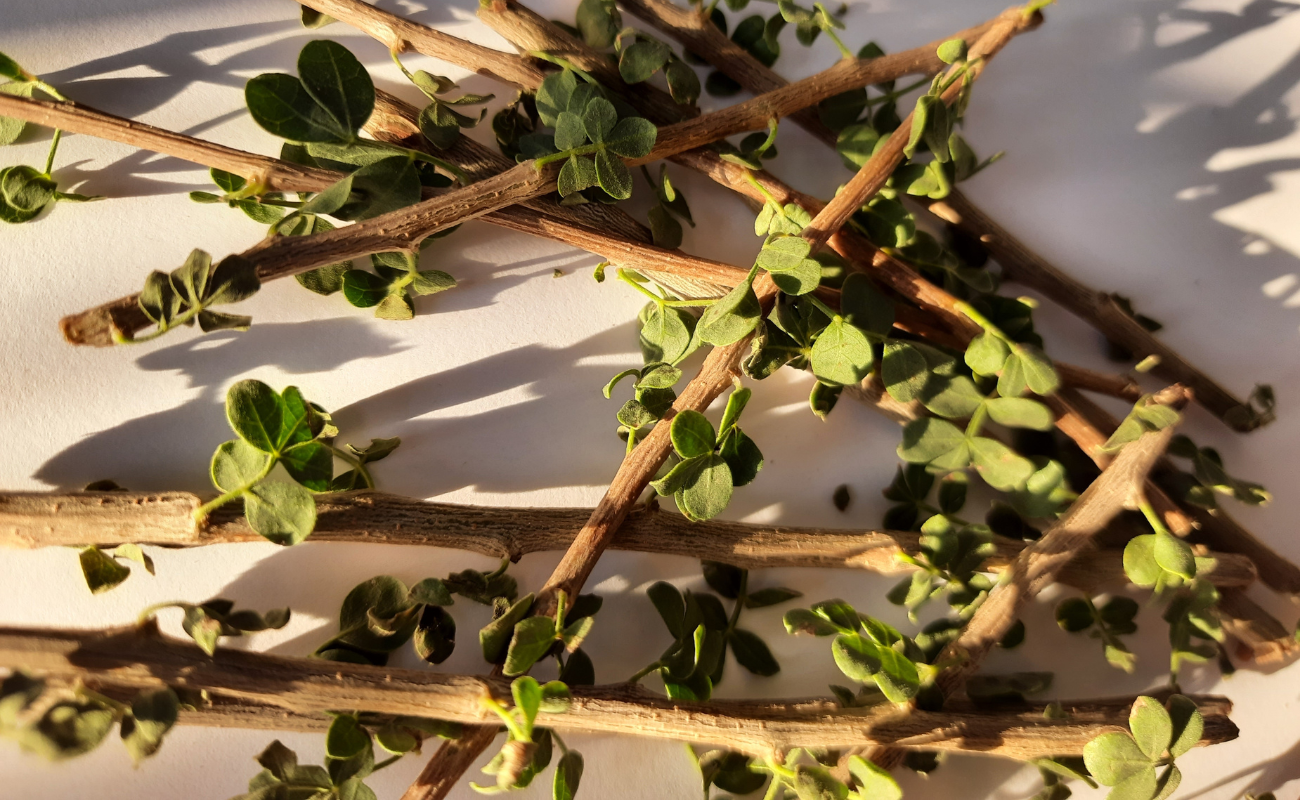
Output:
[[2, 0, 1299, 798]]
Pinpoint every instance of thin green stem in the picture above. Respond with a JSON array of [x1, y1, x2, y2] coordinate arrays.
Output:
[[743, 170, 781, 208], [619, 268, 667, 303], [551, 730, 570, 756], [372, 754, 404, 772], [74, 686, 131, 714], [534, 142, 605, 170], [807, 295, 839, 321], [325, 443, 374, 490], [625, 659, 665, 685], [136, 601, 188, 626], [823, 27, 854, 60], [1139, 498, 1172, 537], [119, 305, 202, 344], [865, 77, 931, 108], [525, 51, 597, 84], [43, 129, 62, 175], [726, 571, 748, 635], [965, 402, 988, 438]]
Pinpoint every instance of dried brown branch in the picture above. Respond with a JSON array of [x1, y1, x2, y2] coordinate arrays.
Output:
[[0, 490, 1257, 591], [925, 191, 1260, 430], [616, 0, 1256, 431], [1217, 588, 1298, 664], [936, 387, 1189, 698], [297, 0, 548, 89], [0, 625, 1239, 759]]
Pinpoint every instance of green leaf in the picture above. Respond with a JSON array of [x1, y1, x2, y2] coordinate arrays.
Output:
[[696, 267, 761, 346], [1108, 767, 1159, 800], [297, 40, 374, 137], [847, 755, 902, 800], [639, 302, 696, 364], [904, 95, 936, 159], [919, 375, 984, 420], [594, 148, 633, 199], [1166, 695, 1203, 758], [512, 675, 543, 732], [580, 98, 615, 149], [481, 594, 535, 664], [375, 293, 415, 321], [970, 436, 1035, 490], [671, 410, 717, 458], [937, 38, 968, 64], [729, 628, 779, 676], [0, 165, 55, 223], [1082, 732, 1152, 786], [409, 578, 454, 606], [554, 110, 587, 151], [244, 481, 317, 545], [985, 397, 1055, 431], [966, 332, 1010, 375], [664, 60, 701, 105], [279, 441, 332, 491], [718, 428, 763, 487], [897, 417, 967, 465], [553, 750, 584, 800], [0, 81, 37, 145], [119, 688, 179, 763], [225, 380, 287, 453], [840, 273, 894, 336], [210, 439, 269, 493], [831, 633, 882, 682], [783, 608, 841, 637], [576, 0, 621, 47], [604, 116, 657, 158], [647, 582, 686, 639], [326, 713, 370, 760], [0, 52, 29, 82], [1123, 535, 1161, 588], [1000, 346, 1059, 397], [677, 454, 734, 521], [620, 40, 672, 84], [1154, 531, 1196, 579], [794, 765, 849, 800], [744, 587, 801, 608], [300, 7, 334, 28], [702, 561, 744, 599], [414, 605, 456, 664], [504, 616, 558, 676], [342, 269, 390, 308], [810, 317, 873, 386], [1129, 696, 1173, 761], [557, 154, 599, 197], [881, 342, 930, 403], [111, 543, 154, 575], [78, 547, 131, 594], [1055, 598, 1094, 633], [836, 122, 880, 170]]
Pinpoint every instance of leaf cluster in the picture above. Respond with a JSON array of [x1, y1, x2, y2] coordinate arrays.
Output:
[[473, 676, 578, 796], [784, 600, 928, 705], [528, 69, 657, 200], [1082, 695, 1203, 800], [1, 673, 180, 764], [202, 380, 399, 545], [479, 590, 601, 684], [392, 56, 494, 150], [701, 10, 784, 97], [314, 570, 511, 667], [650, 387, 763, 521], [1164, 434, 1270, 510], [131, 249, 260, 341], [77, 542, 154, 594], [613, 28, 699, 105], [605, 361, 683, 450], [1055, 595, 1140, 673]]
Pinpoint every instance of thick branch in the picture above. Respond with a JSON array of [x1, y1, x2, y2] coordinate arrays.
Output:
[[0, 626, 1238, 759], [0, 490, 1257, 591], [936, 389, 1187, 697]]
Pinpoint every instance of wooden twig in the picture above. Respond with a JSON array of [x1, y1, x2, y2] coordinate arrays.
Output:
[[0, 625, 1239, 759], [0, 490, 1258, 591], [297, 0, 548, 89], [935, 387, 1189, 698], [924, 191, 1259, 430], [1217, 588, 1298, 664]]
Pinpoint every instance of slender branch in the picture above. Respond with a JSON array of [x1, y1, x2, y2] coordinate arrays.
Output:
[[935, 386, 1189, 698], [1217, 588, 1299, 663], [924, 191, 1259, 430], [0, 95, 346, 193], [1053, 362, 1143, 402], [297, 0, 548, 89], [0, 490, 1258, 591], [0, 625, 1239, 759]]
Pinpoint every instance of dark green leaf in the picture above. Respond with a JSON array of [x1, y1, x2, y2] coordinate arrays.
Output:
[[619, 40, 671, 84], [677, 454, 734, 521], [553, 750, 584, 800], [730, 628, 779, 676], [78, 547, 131, 594], [810, 317, 873, 386], [504, 616, 558, 676], [480, 594, 534, 664]]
